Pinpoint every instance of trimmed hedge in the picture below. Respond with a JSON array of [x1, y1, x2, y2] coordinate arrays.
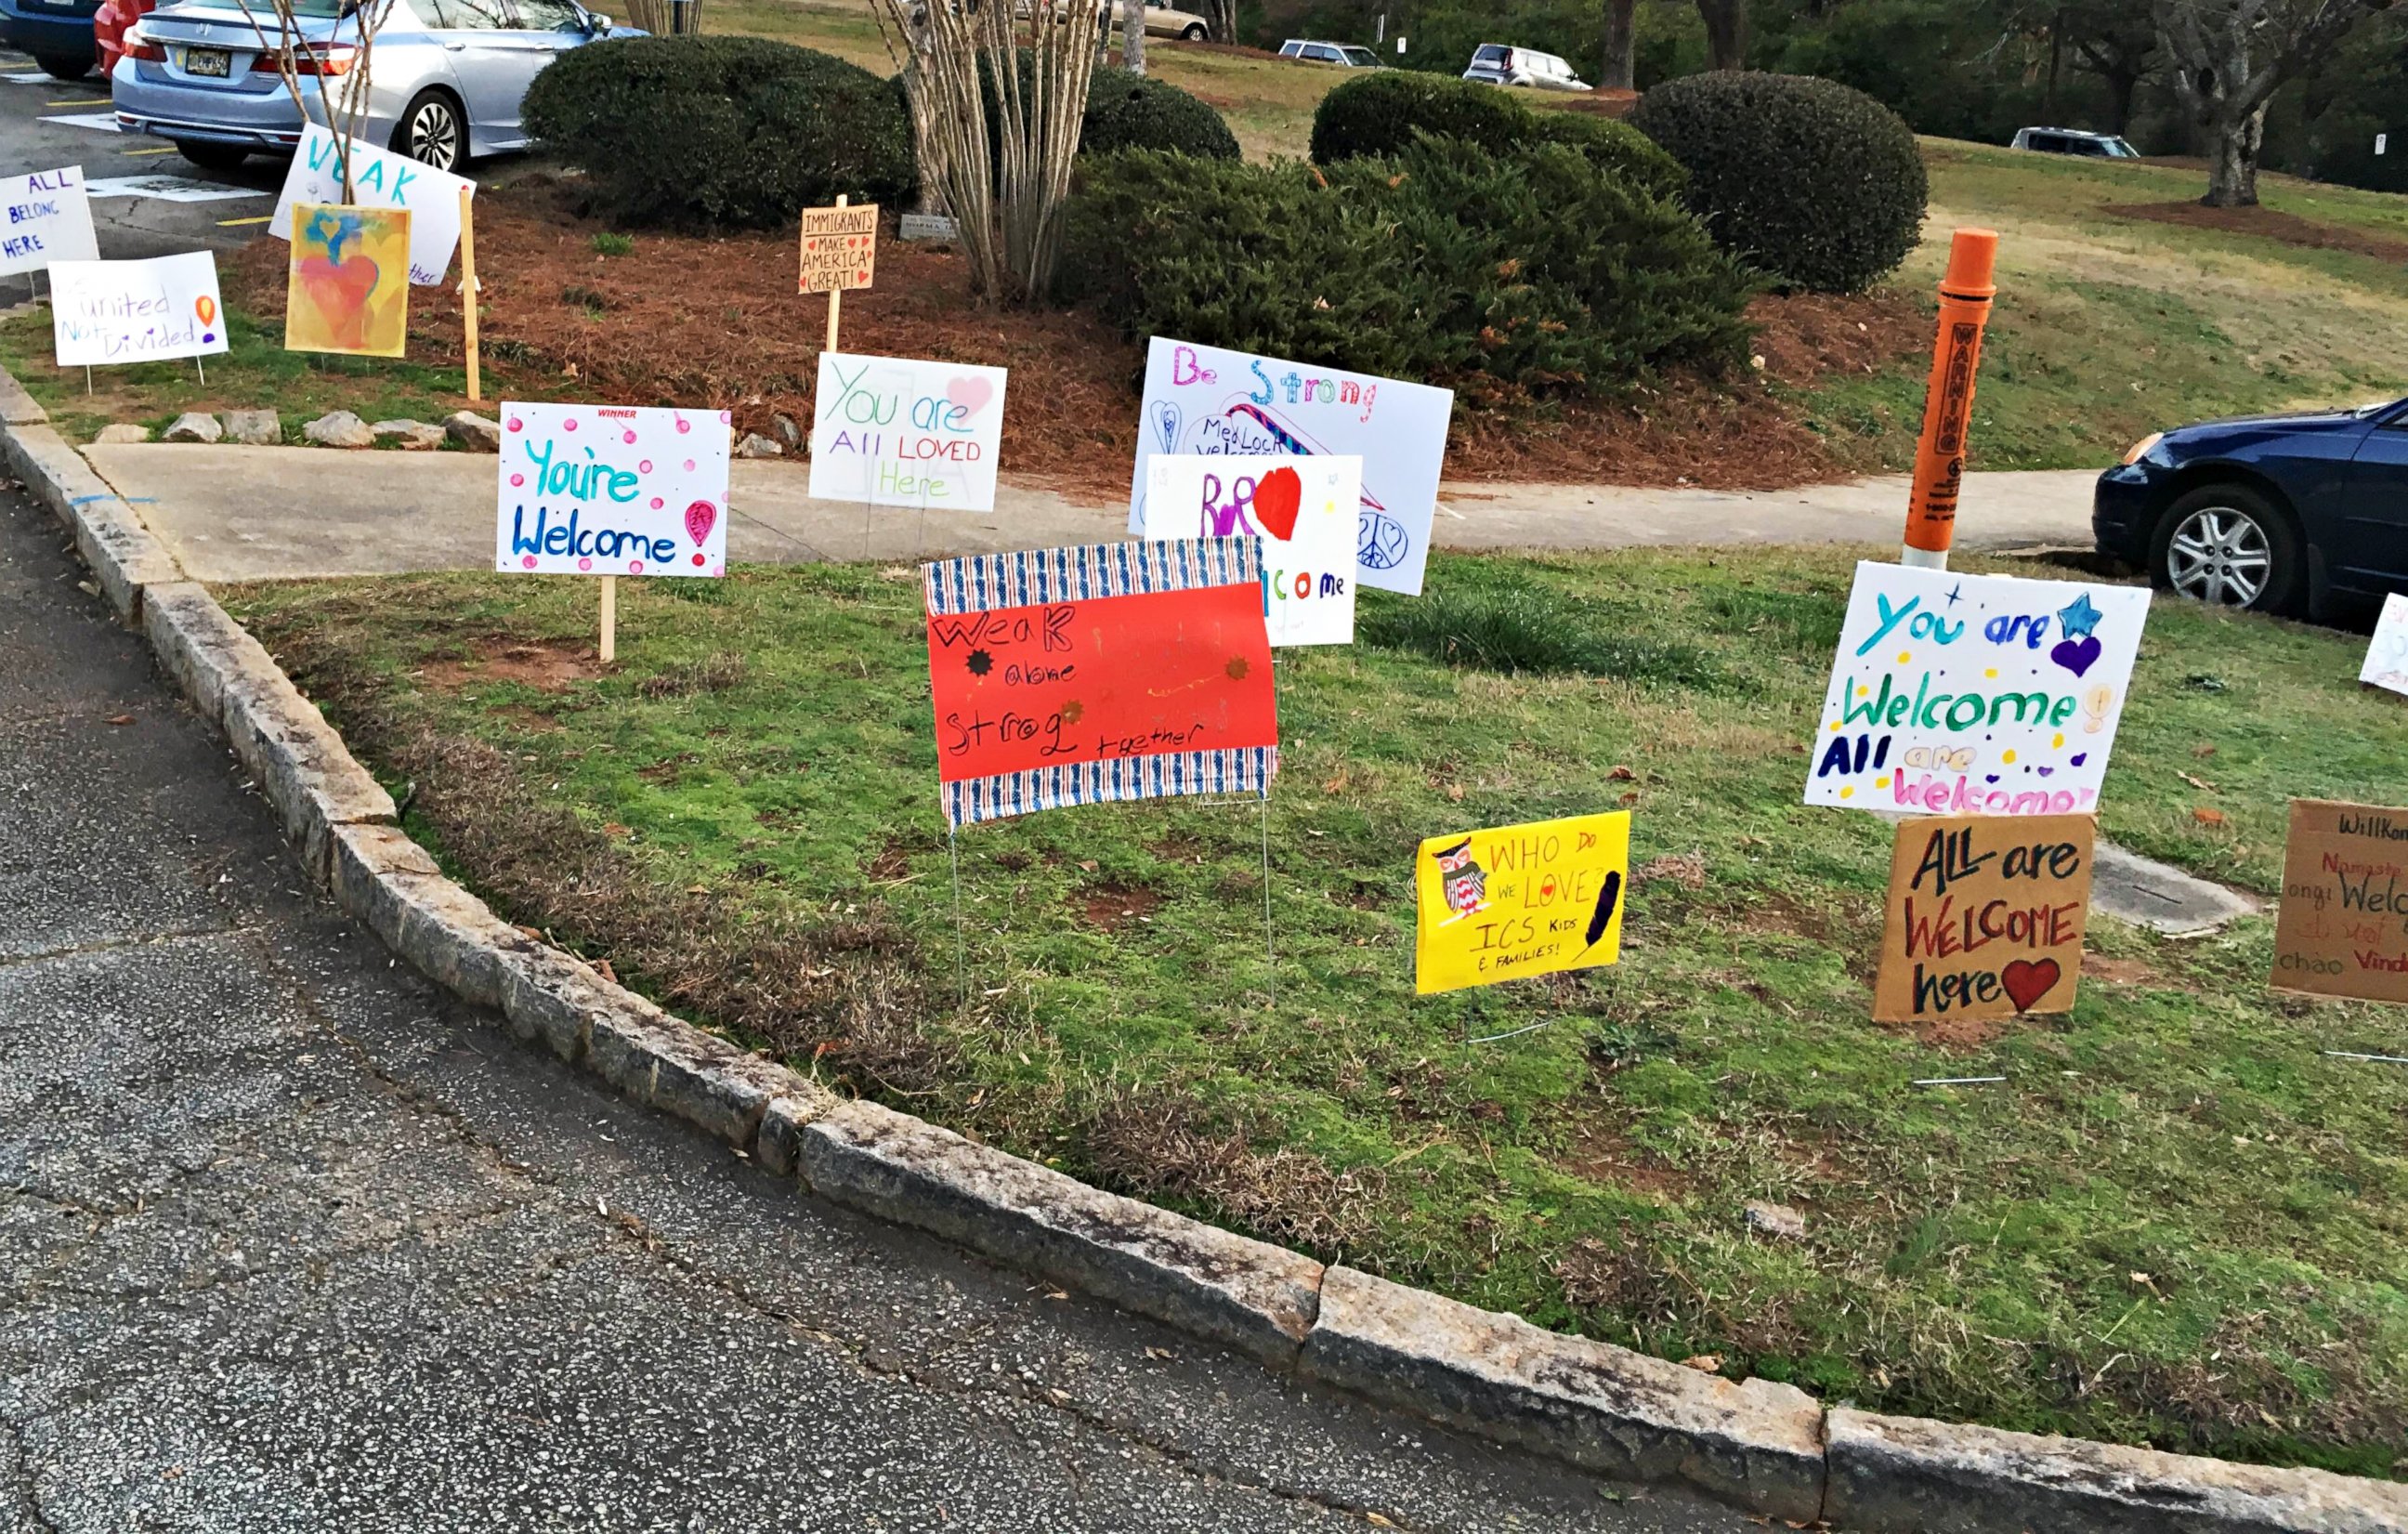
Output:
[[522, 36, 916, 231], [1630, 71, 1925, 294], [1081, 66, 1240, 159], [1060, 138, 1754, 405], [1310, 71, 1683, 200]]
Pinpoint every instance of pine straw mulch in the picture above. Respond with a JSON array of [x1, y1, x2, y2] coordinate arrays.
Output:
[[227, 174, 1929, 504]]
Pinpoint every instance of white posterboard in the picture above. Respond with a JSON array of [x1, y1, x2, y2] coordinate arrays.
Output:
[[496, 401, 732, 578], [1142, 454, 1362, 646], [50, 253, 229, 367], [0, 165, 98, 279], [809, 351, 1008, 511], [272, 125, 475, 286], [1807, 562, 2151, 816], [2361, 593, 2408, 695], [1128, 337, 1455, 597]]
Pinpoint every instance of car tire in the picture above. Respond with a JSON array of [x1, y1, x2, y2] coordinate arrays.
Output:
[[393, 88, 465, 174], [174, 140, 250, 172], [35, 52, 92, 80], [1180, 22, 1204, 38], [2148, 482, 2305, 615]]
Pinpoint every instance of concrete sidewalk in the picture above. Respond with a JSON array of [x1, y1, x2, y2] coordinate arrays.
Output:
[[81, 442, 2100, 583]]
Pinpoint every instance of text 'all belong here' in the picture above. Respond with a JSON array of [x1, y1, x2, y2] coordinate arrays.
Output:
[[1141, 454, 1362, 647], [809, 352, 1007, 512], [1, 164, 98, 279], [495, 401, 733, 578], [1806, 562, 2151, 817]]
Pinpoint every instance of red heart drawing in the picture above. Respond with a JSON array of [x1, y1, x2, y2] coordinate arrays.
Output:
[[946, 374, 994, 420], [685, 500, 717, 546], [2000, 957, 2061, 1013], [1253, 466, 1302, 542], [296, 251, 382, 350]]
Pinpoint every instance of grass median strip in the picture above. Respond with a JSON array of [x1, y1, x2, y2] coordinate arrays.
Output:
[[224, 545, 2408, 1476]]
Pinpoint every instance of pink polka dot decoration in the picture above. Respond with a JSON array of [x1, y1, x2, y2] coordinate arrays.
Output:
[[506, 416, 522, 432], [638, 460, 652, 473], [520, 555, 537, 569], [565, 419, 578, 432], [675, 418, 691, 435], [509, 473, 524, 488], [578, 557, 593, 571], [691, 554, 705, 567], [717, 411, 731, 424], [649, 496, 664, 509], [628, 560, 644, 574], [622, 430, 637, 444], [682, 459, 694, 472]]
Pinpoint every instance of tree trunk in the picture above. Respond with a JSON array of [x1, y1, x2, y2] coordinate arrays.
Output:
[[2204, 99, 2267, 205], [2104, 67, 2138, 133], [1696, 0, 1746, 71], [1602, 0, 1635, 90], [2044, 9, 2064, 120], [1199, 0, 1236, 44], [1121, 0, 1144, 73]]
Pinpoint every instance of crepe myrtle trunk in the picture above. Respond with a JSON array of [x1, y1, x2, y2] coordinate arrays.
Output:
[[1602, 0, 1636, 89], [1696, 0, 1746, 70], [1196, 0, 1237, 43], [1122, 0, 1145, 73]]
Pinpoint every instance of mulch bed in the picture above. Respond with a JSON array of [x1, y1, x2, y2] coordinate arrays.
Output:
[[227, 175, 1928, 500], [2104, 199, 2408, 265]]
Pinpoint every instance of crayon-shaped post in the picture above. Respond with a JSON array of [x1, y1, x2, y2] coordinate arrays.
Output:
[[1901, 229, 1999, 570]]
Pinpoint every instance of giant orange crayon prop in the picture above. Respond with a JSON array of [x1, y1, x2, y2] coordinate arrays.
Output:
[[1901, 229, 1999, 570]]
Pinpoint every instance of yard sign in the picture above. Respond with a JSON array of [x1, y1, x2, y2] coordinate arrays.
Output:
[[799, 201, 878, 295], [923, 539, 1277, 827], [2271, 800, 2408, 1003], [1413, 810, 1630, 994], [1807, 563, 2150, 816], [1873, 812, 2093, 1024], [810, 351, 1008, 511], [2359, 593, 2408, 697], [0, 165, 98, 279], [271, 125, 475, 286], [50, 253, 228, 367], [495, 401, 732, 578], [1140, 454, 1361, 646]]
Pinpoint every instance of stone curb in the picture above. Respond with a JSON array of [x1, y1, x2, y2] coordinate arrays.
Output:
[[7, 379, 2401, 1534]]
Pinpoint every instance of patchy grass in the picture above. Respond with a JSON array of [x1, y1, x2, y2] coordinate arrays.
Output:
[[226, 545, 2408, 1475]]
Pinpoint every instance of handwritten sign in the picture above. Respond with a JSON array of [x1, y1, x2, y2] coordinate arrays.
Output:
[[2271, 800, 2408, 1003], [495, 401, 732, 578], [923, 539, 1277, 826], [1413, 811, 1629, 994], [1808, 563, 2150, 816], [0, 164, 98, 278], [1873, 813, 2092, 1024], [285, 203, 411, 359], [799, 202, 878, 294], [50, 253, 229, 367], [810, 351, 1008, 511], [2360, 594, 2408, 697], [271, 125, 474, 285], [1141, 454, 1360, 647], [1128, 337, 1456, 597]]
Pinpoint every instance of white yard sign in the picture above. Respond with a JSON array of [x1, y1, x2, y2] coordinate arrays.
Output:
[[1, 165, 98, 278], [809, 351, 1008, 511], [2361, 593, 2408, 696], [50, 253, 229, 367], [1128, 337, 1456, 597], [273, 125, 475, 285], [1142, 454, 1360, 646], [1807, 562, 2151, 816], [496, 402, 732, 578]]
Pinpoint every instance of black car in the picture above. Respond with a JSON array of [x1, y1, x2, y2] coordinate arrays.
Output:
[[2093, 400, 2408, 620]]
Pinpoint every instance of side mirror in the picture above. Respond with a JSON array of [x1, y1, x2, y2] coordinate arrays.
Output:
[[586, 8, 610, 28]]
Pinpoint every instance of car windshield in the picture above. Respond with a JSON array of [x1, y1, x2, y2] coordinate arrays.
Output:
[[2100, 137, 2140, 157], [1472, 44, 1504, 62], [1340, 46, 1377, 65]]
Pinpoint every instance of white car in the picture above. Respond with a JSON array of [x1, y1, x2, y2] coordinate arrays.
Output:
[[1462, 42, 1591, 91], [1278, 38, 1380, 67]]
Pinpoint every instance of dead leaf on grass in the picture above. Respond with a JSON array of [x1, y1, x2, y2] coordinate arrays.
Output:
[[2193, 806, 2227, 827], [103, 714, 134, 726], [2179, 771, 2218, 792]]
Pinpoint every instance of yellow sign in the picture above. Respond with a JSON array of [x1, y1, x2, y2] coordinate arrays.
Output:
[[285, 203, 411, 359], [1413, 811, 1630, 994], [799, 202, 879, 295]]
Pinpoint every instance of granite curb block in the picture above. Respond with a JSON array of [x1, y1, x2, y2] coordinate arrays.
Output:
[[7, 384, 2404, 1533]]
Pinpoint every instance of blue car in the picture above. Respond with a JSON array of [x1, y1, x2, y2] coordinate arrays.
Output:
[[111, 0, 636, 174], [1, 0, 100, 79], [2093, 400, 2408, 620]]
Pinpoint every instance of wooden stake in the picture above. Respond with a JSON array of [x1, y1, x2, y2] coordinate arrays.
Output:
[[458, 186, 482, 404], [825, 193, 846, 354], [599, 575, 617, 663]]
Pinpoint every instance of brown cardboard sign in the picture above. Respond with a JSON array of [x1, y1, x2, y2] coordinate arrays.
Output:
[[1874, 812, 2094, 1024], [2271, 799, 2408, 1003], [799, 202, 878, 295]]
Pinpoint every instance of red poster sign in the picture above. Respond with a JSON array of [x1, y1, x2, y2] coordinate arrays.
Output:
[[926, 585, 1276, 783]]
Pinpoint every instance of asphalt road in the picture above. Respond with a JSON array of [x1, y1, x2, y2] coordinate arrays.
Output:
[[0, 43, 281, 268], [0, 479, 1770, 1529]]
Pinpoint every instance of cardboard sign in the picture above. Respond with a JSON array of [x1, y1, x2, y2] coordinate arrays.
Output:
[[799, 202, 878, 294], [2359, 593, 2408, 697], [495, 401, 733, 578], [1808, 563, 2151, 816], [1141, 454, 1361, 647], [923, 539, 1277, 826], [1128, 337, 1456, 597], [271, 125, 474, 285], [810, 351, 1008, 511], [0, 164, 98, 278], [1873, 813, 2093, 1024], [285, 203, 411, 358], [50, 253, 229, 367], [2271, 800, 2408, 1003], [1413, 811, 1629, 994]]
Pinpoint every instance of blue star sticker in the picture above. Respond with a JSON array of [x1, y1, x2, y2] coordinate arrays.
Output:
[[2057, 592, 2103, 640]]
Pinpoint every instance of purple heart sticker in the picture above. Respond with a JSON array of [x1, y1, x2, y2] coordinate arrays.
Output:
[[2050, 635, 2103, 677], [2037, 767, 2054, 777], [1986, 774, 2000, 783], [2070, 753, 2087, 767]]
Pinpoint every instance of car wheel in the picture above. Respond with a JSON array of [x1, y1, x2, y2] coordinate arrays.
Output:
[[393, 88, 465, 173], [2148, 482, 2304, 614], [174, 140, 250, 172], [1180, 22, 1204, 38], [35, 52, 92, 80]]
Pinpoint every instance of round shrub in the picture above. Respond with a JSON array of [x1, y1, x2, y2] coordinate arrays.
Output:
[[1630, 71, 1925, 294], [1309, 71, 1530, 164], [1524, 111, 1686, 202], [1080, 67, 1240, 159], [523, 36, 917, 231]]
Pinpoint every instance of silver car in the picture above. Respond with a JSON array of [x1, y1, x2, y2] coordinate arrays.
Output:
[[111, 0, 635, 174]]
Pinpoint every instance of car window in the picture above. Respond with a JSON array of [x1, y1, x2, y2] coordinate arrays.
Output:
[[1340, 46, 1376, 65], [1305, 44, 1338, 60], [512, 0, 581, 27], [427, 0, 508, 27], [1472, 44, 1504, 63], [2073, 138, 2108, 156]]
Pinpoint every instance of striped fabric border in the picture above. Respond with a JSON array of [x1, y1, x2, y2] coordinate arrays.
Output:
[[926, 538, 1277, 828]]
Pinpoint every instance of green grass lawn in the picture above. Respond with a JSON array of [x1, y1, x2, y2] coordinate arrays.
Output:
[[225, 546, 2408, 1476]]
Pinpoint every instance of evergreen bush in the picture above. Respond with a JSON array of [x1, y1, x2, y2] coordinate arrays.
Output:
[[1630, 71, 1925, 293], [523, 36, 917, 231]]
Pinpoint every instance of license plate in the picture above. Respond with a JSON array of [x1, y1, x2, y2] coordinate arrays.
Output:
[[184, 46, 231, 77]]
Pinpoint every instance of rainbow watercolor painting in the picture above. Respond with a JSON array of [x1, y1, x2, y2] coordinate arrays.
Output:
[[285, 203, 411, 358]]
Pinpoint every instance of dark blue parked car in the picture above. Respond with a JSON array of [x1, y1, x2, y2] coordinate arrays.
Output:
[[0, 0, 100, 78], [2094, 399, 2408, 620]]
